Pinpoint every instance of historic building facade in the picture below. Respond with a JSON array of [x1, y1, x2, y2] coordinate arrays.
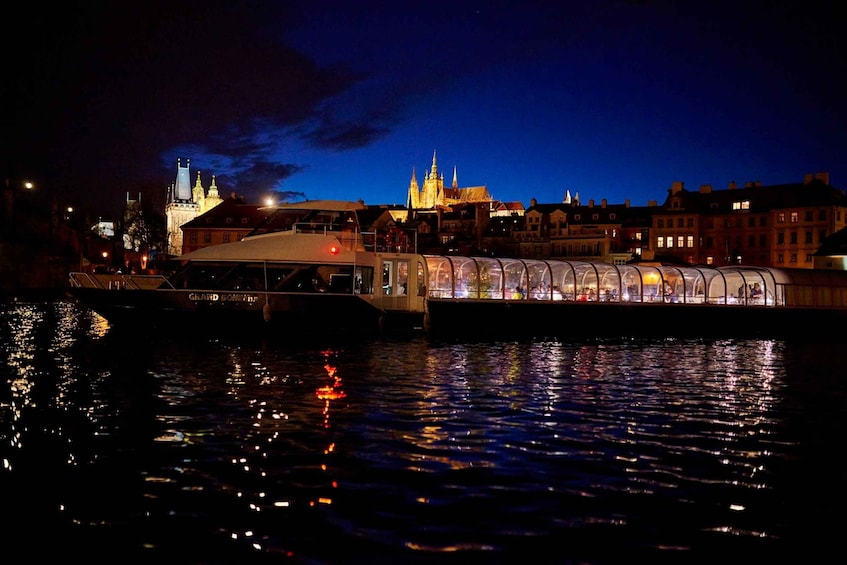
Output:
[[165, 158, 223, 256], [652, 172, 847, 268]]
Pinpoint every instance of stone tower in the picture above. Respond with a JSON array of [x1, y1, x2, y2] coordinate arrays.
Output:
[[165, 158, 197, 256]]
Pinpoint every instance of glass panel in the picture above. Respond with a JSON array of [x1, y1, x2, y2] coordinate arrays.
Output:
[[475, 257, 504, 298]]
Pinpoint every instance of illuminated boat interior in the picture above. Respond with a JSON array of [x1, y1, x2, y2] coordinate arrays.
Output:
[[422, 256, 847, 309]]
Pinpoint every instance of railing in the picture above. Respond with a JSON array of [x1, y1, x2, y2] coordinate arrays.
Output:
[[69, 272, 169, 290]]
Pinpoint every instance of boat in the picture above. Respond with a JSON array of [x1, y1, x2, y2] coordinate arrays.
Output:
[[68, 199, 847, 340], [421, 255, 847, 339], [68, 200, 430, 336]]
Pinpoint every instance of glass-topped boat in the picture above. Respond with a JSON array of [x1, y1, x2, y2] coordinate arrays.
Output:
[[68, 200, 847, 339]]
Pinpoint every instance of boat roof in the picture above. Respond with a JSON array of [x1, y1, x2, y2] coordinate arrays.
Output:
[[178, 229, 356, 263]]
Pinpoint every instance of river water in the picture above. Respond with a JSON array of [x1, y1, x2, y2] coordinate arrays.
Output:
[[1, 298, 845, 564]]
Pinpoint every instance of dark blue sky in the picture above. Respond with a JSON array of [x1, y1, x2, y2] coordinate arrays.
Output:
[[6, 0, 845, 218]]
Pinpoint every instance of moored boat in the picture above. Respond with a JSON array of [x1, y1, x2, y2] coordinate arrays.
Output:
[[68, 200, 429, 336], [68, 199, 847, 340], [421, 255, 847, 339]]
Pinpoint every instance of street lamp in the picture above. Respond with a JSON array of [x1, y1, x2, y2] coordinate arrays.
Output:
[[3, 178, 35, 239]]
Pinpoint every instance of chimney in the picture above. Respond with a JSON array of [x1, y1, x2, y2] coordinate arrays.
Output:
[[670, 181, 684, 195], [728, 181, 737, 189], [530, 197, 537, 208], [601, 198, 607, 208], [806, 172, 830, 185], [699, 184, 712, 193], [624, 199, 630, 208], [588, 199, 594, 208]]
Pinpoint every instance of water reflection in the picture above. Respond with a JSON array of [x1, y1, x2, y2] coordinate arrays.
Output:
[[1, 301, 846, 562]]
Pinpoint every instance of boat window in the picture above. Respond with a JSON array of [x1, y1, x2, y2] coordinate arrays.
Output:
[[396, 260, 409, 296], [354, 266, 374, 294], [417, 260, 427, 297], [266, 264, 355, 293], [476, 257, 504, 299], [382, 261, 393, 295]]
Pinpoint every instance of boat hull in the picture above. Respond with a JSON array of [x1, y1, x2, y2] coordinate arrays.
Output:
[[67, 287, 393, 336], [425, 298, 847, 340]]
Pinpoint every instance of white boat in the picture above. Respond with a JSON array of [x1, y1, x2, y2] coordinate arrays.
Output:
[[68, 200, 429, 336], [68, 199, 847, 340]]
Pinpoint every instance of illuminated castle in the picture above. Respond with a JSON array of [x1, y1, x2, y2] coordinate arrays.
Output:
[[407, 150, 493, 210], [165, 158, 223, 256]]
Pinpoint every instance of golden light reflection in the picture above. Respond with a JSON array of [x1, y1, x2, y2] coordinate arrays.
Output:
[[315, 350, 346, 429], [304, 349, 346, 508]]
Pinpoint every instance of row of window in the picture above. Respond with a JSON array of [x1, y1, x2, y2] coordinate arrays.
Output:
[[658, 230, 828, 249], [187, 232, 238, 244], [530, 208, 836, 229]]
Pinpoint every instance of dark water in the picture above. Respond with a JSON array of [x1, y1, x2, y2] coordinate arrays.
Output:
[[1, 299, 845, 564]]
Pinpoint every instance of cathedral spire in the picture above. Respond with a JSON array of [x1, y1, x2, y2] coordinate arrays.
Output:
[[409, 167, 419, 191], [452, 166, 458, 188], [430, 150, 438, 178], [208, 174, 220, 198]]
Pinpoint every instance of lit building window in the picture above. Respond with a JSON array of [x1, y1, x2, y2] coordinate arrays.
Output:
[[687, 235, 694, 248]]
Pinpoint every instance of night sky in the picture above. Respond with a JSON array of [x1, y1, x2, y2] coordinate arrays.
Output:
[[6, 0, 845, 219]]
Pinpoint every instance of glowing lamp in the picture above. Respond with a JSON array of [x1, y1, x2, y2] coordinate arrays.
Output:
[[329, 244, 340, 255]]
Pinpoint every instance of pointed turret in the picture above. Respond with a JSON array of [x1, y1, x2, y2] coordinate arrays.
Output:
[[452, 166, 458, 188], [201, 174, 224, 213], [564, 189, 572, 204]]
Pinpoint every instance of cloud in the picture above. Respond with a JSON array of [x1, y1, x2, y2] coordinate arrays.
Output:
[[5, 1, 378, 214]]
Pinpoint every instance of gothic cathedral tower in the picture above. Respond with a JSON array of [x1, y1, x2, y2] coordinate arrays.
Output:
[[407, 151, 445, 209], [165, 158, 223, 256]]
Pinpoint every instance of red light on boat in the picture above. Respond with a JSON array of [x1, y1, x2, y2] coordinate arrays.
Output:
[[329, 244, 340, 255]]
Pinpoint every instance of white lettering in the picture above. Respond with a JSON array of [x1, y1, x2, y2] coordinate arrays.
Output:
[[188, 293, 259, 304]]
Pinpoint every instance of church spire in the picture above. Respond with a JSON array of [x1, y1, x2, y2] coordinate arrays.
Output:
[[208, 174, 220, 198], [192, 170, 205, 204], [452, 166, 458, 188], [409, 167, 419, 191], [407, 167, 419, 210], [430, 150, 438, 179]]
